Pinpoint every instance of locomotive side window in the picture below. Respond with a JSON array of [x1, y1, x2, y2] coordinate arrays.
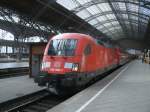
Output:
[[84, 44, 91, 55], [96, 39, 104, 46], [48, 39, 77, 56]]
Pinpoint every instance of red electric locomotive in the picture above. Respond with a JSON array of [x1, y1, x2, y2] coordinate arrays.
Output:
[[35, 33, 123, 94]]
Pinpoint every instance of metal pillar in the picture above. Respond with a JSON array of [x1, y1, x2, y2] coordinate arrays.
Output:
[[14, 35, 21, 61]]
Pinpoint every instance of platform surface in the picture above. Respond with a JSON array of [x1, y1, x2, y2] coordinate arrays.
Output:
[[48, 60, 150, 112], [0, 76, 45, 103], [0, 58, 29, 63], [0, 62, 29, 69]]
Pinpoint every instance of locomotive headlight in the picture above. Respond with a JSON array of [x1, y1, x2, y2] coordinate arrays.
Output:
[[64, 62, 79, 71], [41, 62, 51, 69], [72, 63, 79, 71], [64, 62, 73, 69]]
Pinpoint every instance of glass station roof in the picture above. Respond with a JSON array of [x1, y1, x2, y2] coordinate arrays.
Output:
[[56, 0, 150, 39]]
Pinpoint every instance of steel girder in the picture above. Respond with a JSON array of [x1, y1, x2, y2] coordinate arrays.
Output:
[[99, 22, 146, 33], [85, 10, 149, 22], [72, 0, 149, 13], [0, 7, 60, 39], [0, 39, 27, 47], [70, 0, 149, 39], [107, 0, 129, 38], [96, 18, 147, 27]]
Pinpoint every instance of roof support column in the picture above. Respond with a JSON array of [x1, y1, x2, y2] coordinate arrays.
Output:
[[6, 45, 8, 55], [14, 34, 22, 61]]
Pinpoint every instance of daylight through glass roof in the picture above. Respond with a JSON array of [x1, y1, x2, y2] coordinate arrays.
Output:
[[56, 0, 150, 39]]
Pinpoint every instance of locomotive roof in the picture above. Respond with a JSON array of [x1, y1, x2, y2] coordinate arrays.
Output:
[[51, 33, 95, 41], [50, 33, 119, 49]]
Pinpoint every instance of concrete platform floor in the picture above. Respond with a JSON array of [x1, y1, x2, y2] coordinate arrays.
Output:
[[47, 60, 150, 112], [0, 58, 29, 63], [0, 76, 45, 103], [0, 62, 29, 69]]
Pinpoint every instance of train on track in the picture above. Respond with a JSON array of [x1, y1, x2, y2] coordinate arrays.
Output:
[[35, 33, 130, 94]]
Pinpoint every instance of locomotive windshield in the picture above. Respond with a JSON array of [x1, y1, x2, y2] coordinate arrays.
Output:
[[48, 39, 77, 56]]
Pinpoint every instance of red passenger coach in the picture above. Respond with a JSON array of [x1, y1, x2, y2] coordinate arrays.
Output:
[[35, 33, 126, 94]]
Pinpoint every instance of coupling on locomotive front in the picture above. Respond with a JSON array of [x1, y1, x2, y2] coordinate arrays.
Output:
[[35, 33, 122, 94]]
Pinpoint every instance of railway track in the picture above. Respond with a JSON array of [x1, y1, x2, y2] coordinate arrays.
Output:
[[0, 90, 68, 112], [0, 63, 128, 112], [0, 67, 29, 78]]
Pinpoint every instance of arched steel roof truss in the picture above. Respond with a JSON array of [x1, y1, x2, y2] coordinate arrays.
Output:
[[56, 0, 150, 39]]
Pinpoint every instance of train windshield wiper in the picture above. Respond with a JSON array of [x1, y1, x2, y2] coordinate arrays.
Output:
[[48, 39, 77, 56]]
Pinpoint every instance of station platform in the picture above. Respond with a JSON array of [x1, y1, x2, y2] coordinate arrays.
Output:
[[0, 58, 29, 63], [48, 60, 150, 112], [0, 62, 29, 69], [0, 76, 45, 103]]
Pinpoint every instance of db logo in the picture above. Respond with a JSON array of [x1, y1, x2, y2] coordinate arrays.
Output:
[[54, 62, 61, 68]]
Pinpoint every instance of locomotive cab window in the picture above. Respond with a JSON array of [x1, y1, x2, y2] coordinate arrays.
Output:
[[84, 44, 91, 55], [48, 39, 77, 56]]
